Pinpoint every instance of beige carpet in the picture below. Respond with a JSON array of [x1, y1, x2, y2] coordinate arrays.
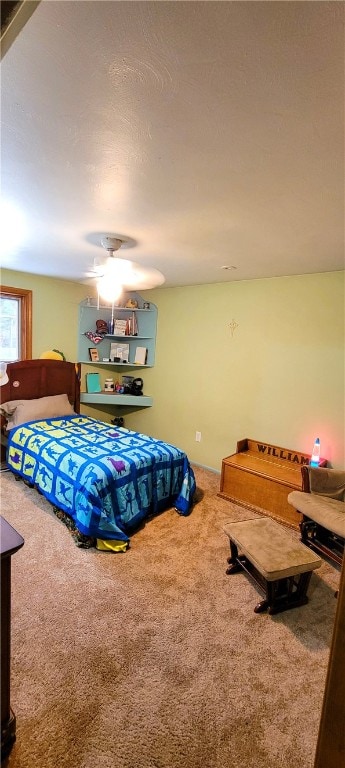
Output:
[[1, 466, 339, 768]]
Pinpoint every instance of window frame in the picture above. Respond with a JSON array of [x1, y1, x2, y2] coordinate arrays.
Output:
[[0, 285, 32, 361]]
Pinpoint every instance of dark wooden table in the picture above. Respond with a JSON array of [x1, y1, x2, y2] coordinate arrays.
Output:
[[1, 516, 24, 761]]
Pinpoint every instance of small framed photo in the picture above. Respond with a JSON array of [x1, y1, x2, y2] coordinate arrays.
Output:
[[89, 347, 99, 362], [143, 301, 150, 310]]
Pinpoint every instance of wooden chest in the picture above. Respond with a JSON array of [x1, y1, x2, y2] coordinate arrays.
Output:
[[219, 438, 327, 529]]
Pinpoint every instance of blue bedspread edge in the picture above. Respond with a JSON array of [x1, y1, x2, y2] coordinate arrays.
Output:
[[6, 415, 196, 543]]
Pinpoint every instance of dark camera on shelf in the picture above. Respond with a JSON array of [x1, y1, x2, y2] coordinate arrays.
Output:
[[122, 375, 143, 396]]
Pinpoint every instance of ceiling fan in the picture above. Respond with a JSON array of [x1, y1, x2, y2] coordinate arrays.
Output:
[[86, 235, 165, 301]]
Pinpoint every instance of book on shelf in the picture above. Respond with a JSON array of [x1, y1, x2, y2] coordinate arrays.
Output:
[[114, 319, 128, 336], [86, 372, 101, 393], [128, 312, 138, 335], [134, 346, 147, 365]]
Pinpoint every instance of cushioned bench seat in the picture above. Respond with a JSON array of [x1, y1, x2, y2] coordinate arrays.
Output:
[[223, 517, 321, 614], [288, 491, 345, 540], [288, 466, 345, 566]]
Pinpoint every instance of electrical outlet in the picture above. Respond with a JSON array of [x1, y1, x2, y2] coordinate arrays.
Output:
[[195, 431, 201, 442]]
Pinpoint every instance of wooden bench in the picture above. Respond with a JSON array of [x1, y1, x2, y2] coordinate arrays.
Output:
[[219, 438, 327, 529], [223, 518, 322, 614]]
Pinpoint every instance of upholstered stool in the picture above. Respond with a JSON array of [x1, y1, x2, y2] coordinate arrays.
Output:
[[223, 517, 322, 614]]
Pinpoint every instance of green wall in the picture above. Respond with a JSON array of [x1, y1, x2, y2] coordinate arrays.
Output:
[[132, 272, 345, 469], [1, 268, 344, 469], [1, 269, 90, 361], [1, 269, 103, 422]]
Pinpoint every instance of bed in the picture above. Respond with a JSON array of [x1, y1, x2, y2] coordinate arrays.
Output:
[[0, 359, 196, 551]]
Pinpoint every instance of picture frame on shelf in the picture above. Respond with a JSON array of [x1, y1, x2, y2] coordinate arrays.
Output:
[[89, 347, 99, 362], [134, 346, 147, 365], [110, 342, 130, 363]]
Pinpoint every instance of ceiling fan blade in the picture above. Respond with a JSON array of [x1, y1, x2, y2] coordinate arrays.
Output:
[[120, 263, 165, 289], [93, 257, 165, 290]]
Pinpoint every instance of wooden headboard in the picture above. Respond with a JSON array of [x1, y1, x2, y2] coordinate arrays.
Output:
[[0, 359, 80, 413]]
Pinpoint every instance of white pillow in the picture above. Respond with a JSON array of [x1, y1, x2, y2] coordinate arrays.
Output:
[[0, 394, 75, 431]]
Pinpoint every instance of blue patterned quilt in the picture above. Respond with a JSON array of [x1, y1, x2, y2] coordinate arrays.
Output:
[[6, 415, 196, 543]]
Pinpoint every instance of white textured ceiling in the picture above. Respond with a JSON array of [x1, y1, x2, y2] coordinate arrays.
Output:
[[1, 0, 344, 288]]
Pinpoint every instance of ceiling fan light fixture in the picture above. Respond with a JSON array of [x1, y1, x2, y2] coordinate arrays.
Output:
[[90, 234, 166, 294], [97, 274, 123, 304], [100, 236, 124, 253], [106, 256, 137, 280]]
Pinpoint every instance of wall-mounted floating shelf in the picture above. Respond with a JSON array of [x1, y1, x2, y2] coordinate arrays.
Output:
[[80, 393, 153, 407], [78, 292, 157, 409]]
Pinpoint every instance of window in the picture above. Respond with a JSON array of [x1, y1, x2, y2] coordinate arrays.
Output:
[[0, 286, 32, 361]]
